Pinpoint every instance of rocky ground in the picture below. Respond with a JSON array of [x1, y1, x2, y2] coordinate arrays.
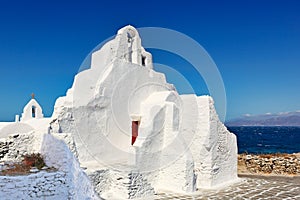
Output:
[[154, 153, 300, 199], [154, 175, 300, 199], [238, 153, 300, 176]]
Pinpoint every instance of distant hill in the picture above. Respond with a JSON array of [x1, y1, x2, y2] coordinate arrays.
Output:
[[226, 111, 300, 126]]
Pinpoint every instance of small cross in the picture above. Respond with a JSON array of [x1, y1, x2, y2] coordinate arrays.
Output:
[[31, 93, 35, 99]]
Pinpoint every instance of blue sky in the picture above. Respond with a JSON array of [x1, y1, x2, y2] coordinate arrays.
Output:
[[0, 0, 299, 121]]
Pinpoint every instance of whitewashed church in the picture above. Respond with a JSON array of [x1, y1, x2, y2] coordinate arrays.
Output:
[[0, 26, 238, 199]]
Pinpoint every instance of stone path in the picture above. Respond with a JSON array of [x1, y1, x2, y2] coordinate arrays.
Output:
[[153, 175, 300, 200]]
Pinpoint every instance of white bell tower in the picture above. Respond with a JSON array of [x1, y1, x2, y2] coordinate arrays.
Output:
[[21, 93, 44, 122]]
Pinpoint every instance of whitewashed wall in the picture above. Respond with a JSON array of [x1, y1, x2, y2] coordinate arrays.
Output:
[[0, 171, 69, 200]]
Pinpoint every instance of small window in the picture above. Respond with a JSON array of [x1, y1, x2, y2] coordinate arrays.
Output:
[[32, 106, 36, 118], [127, 32, 133, 43], [141, 56, 146, 66]]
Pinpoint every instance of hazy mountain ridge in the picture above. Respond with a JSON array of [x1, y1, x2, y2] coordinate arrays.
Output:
[[226, 111, 300, 126]]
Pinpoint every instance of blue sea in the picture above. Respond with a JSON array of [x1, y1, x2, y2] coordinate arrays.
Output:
[[227, 126, 300, 154]]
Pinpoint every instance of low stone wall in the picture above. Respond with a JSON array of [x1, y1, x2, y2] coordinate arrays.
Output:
[[50, 132, 78, 158], [0, 141, 10, 159], [41, 133, 100, 199], [0, 132, 43, 162], [238, 153, 300, 175], [0, 171, 68, 199], [0, 132, 100, 199]]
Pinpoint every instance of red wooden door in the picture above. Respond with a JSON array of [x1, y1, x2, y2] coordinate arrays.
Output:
[[132, 121, 139, 145]]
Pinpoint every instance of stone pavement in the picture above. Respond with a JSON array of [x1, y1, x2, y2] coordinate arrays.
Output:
[[153, 175, 300, 200]]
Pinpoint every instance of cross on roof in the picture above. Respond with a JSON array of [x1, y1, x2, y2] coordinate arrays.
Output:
[[31, 93, 35, 99]]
